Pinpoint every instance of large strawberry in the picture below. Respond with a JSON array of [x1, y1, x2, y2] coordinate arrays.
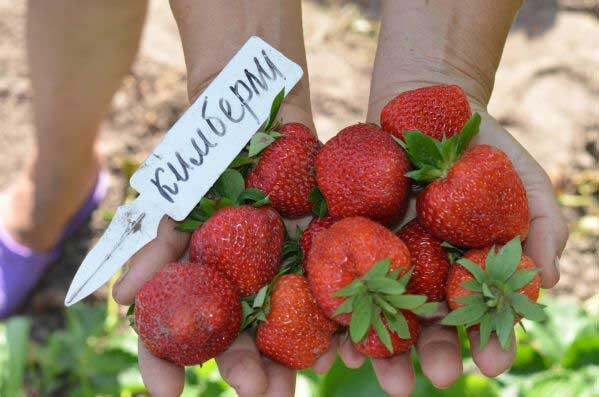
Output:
[[398, 219, 450, 302], [314, 123, 411, 224], [402, 113, 530, 248], [256, 274, 338, 369], [190, 205, 284, 296], [442, 237, 545, 350], [381, 84, 472, 141], [306, 217, 436, 357], [134, 262, 241, 366], [299, 215, 337, 272], [246, 123, 320, 218]]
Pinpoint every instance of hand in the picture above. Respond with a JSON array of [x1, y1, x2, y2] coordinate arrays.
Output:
[[346, 106, 568, 397]]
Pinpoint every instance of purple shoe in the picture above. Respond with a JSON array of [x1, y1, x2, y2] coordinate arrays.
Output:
[[0, 171, 109, 318]]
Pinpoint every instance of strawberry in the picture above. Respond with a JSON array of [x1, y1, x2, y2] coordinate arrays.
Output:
[[442, 237, 545, 350], [246, 123, 320, 218], [306, 217, 436, 357], [256, 274, 338, 369], [134, 262, 241, 366], [314, 123, 411, 224], [402, 113, 530, 248], [190, 205, 284, 296], [398, 219, 450, 302], [381, 84, 472, 141], [299, 216, 337, 272]]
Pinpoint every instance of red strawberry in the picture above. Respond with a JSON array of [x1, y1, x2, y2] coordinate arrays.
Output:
[[398, 219, 450, 302], [353, 311, 420, 358], [306, 217, 436, 357], [299, 216, 337, 272], [246, 123, 319, 218], [443, 237, 545, 350], [190, 205, 284, 296], [256, 274, 338, 369], [135, 262, 241, 366], [403, 113, 529, 248], [381, 85, 472, 141], [314, 123, 411, 224]]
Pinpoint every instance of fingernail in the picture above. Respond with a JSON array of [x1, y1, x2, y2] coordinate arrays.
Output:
[[554, 257, 560, 271]]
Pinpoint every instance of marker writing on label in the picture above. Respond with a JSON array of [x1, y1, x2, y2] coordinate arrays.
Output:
[[150, 50, 286, 203]]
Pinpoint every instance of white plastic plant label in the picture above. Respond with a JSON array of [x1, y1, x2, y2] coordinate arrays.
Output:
[[65, 36, 303, 306]]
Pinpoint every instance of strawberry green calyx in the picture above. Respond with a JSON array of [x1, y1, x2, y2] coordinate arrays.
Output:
[[176, 168, 270, 232], [441, 237, 547, 350], [402, 113, 481, 183], [247, 88, 285, 157], [241, 283, 271, 330], [280, 226, 304, 274], [309, 186, 328, 218], [334, 258, 438, 353]]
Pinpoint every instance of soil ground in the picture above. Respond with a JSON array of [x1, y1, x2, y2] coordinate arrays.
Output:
[[0, 0, 597, 338]]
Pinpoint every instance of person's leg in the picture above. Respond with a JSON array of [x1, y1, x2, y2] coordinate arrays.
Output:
[[0, 0, 148, 252]]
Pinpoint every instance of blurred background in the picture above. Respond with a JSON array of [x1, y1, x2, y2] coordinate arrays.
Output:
[[0, 0, 597, 396]]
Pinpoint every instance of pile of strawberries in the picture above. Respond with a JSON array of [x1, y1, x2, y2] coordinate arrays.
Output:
[[131, 85, 547, 371]]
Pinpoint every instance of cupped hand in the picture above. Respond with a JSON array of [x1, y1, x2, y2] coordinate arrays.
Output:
[[345, 108, 569, 397]]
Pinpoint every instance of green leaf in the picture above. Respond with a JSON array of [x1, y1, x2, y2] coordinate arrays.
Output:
[[237, 188, 269, 206], [441, 303, 488, 326], [412, 302, 439, 316], [248, 132, 277, 157], [263, 88, 285, 132], [461, 279, 483, 292], [482, 283, 496, 299], [334, 280, 364, 298], [405, 166, 445, 183], [454, 294, 485, 306], [489, 236, 522, 282], [252, 285, 269, 308], [213, 168, 245, 202], [384, 311, 410, 339], [126, 304, 136, 329], [309, 186, 328, 218], [388, 269, 401, 280], [229, 155, 257, 169], [455, 113, 481, 156], [269, 131, 284, 138], [510, 292, 547, 322], [397, 267, 414, 288], [3, 316, 31, 397], [372, 310, 393, 353], [363, 258, 391, 281], [366, 278, 404, 294], [403, 130, 444, 169], [507, 268, 539, 290], [333, 296, 355, 317], [349, 295, 374, 343], [479, 313, 493, 350], [495, 306, 515, 350], [391, 134, 406, 148], [457, 258, 486, 283], [176, 218, 203, 232], [385, 294, 427, 309]]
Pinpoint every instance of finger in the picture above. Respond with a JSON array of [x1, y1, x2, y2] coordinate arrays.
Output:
[[416, 323, 463, 388], [216, 333, 268, 397], [371, 352, 415, 397], [263, 359, 296, 397], [338, 333, 366, 369], [524, 178, 568, 288], [312, 335, 339, 374], [138, 339, 185, 397], [112, 216, 190, 305], [468, 329, 516, 377]]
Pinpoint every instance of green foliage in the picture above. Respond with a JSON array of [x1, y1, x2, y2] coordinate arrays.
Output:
[[0, 295, 596, 396]]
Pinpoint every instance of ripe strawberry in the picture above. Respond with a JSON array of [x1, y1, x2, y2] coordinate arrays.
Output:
[[381, 84, 472, 141], [398, 219, 450, 302], [443, 237, 545, 350], [403, 113, 530, 248], [306, 217, 436, 357], [353, 310, 420, 358], [299, 216, 337, 272], [134, 262, 241, 366], [246, 123, 320, 218], [190, 205, 284, 296], [314, 123, 411, 224], [256, 274, 338, 369]]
